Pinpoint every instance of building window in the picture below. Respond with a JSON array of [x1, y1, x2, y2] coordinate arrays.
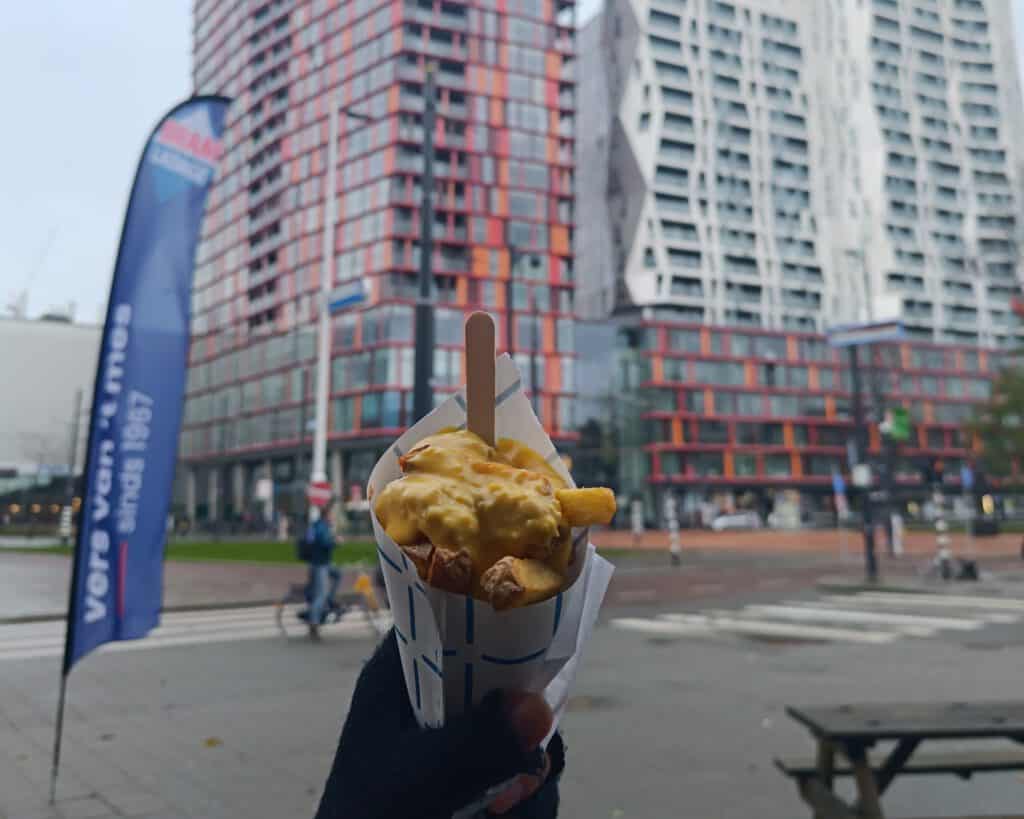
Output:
[[333, 397, 355, 432], [660, 452, 683, 475], [817, 426, 847, 447], [698, 420, 730, 443], [769, 395, 798, 417], [734, 453, 757, 476], [695, 360, 745, 385], [803, 455, 839, 476], [651, 389, 677, 412], [736, 422, 783, 445], [556, 319, 575, 353], [684, 390, 704, 413], [668, 329, 702, 352], [764, 454, 791, 476], [664, 357, 689, 382], [715, 391, 737, 414], [736, 392, 762, 415], [692, 452, 724, 477]]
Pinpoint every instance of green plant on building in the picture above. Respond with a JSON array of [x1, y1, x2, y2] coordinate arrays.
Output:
[[968, 367, 1024, 484]]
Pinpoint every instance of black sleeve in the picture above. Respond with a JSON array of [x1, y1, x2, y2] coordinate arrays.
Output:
[[315, 632, 554, 819]]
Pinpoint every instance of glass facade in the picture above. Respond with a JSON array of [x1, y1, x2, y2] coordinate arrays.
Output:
[[572, 318, 1001, 520], [185, 0, 577, 516]]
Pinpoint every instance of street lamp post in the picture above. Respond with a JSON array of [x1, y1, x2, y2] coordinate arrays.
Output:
[[413, 64, 437, 423], [308, 100, 372, 519], [507, 241, 541, 416]]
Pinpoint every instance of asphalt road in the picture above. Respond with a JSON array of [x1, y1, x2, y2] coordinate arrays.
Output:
[[3, 583, 1024, 818]]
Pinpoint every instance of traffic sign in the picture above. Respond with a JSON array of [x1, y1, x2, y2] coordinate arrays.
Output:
[[880, 407, 910, 441], [827, 319, 904, 348], [254, 478, 273, 501], [326, 279, 367, 315], [306, 480, 332, 506]]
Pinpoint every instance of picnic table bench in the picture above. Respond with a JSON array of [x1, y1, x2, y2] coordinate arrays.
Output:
[[776, 702, 1024, 819]]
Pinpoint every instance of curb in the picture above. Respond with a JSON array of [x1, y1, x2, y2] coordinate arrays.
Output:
[[815, 576, 1020, 595], [815, 581, 937, 595], [0, 598, 280, 626]]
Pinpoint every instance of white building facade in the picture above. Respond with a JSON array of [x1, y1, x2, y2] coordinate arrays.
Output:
[[578, 0, 1024, 346], [0, 317, 100, 495]]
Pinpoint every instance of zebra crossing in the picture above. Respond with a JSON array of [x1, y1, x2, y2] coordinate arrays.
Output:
[[611, 589, 1024, 646], [0, 605, 392, 663]]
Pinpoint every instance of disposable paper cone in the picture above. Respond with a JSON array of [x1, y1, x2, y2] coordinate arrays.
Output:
[[369, 355, 614, 730]]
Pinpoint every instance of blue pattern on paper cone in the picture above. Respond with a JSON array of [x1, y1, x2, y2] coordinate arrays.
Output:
[[407, 586, 416, 640], [377, 546, 404, 574], [495, 380, 521, 407], [421, 654, 443, 679], [481, 647, 548, 665]]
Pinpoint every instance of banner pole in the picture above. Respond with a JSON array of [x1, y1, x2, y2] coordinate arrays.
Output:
[[49, 672, 69, 804]]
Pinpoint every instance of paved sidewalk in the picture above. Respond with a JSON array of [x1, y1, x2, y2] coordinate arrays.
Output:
[[592, 526, 1024, 557], [0, 553, 305, 622], [5, 612, 1024, 819], [1, 635, 369, 819]]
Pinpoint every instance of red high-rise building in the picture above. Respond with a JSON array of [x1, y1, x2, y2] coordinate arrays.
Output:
[[183, 0, 578, 522]]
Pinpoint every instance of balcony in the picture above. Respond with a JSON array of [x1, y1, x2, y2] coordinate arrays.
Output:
[[269, 93, 290, 114], [246, 262, 278, 288], [249, 118, 286, 151], [437, 10, 468, 30], [248, 205, 281, 234], [247, 289, 281, 316], [436, 70, 466, 91], [248, 173, 287, 208]]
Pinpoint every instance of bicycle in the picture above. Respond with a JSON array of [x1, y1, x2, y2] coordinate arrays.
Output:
[[275, 567, 390, 640]]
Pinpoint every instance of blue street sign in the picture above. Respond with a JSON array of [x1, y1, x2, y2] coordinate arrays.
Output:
[[326, 279, 367, 314], [827, 319, 905, 348]]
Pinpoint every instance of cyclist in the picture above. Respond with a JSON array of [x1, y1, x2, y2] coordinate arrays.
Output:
[[301, 505, 340, 640]]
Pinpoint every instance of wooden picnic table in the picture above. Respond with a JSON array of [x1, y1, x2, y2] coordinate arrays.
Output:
[[777, 701, 1024, 819]]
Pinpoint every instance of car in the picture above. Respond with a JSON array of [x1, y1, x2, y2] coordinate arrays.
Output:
[[710, 511, 763, 531]]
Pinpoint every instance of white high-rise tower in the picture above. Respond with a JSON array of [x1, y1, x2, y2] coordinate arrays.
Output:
[[578, 0, 1024, 347]]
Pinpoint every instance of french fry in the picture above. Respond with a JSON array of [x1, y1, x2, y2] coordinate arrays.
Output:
[[400, 543, 433, 579], [375, 429, 618, 609], [546, 526, 573, 577], [556, 487, 616, 528], [427, 547, 474, 595], [481, 556, 564, 611]]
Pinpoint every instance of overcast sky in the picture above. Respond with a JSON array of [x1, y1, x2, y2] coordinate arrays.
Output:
[[1, 0, 1021, 324]]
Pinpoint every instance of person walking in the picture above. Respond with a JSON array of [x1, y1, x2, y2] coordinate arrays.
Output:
[[303, 505, 340, 640]]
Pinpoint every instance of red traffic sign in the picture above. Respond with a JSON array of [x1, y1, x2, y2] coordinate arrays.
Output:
[[306, 480, 332, 506]]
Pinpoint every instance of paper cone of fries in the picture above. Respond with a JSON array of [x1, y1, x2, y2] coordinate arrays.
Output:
[[369, 354, 614, 731]]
